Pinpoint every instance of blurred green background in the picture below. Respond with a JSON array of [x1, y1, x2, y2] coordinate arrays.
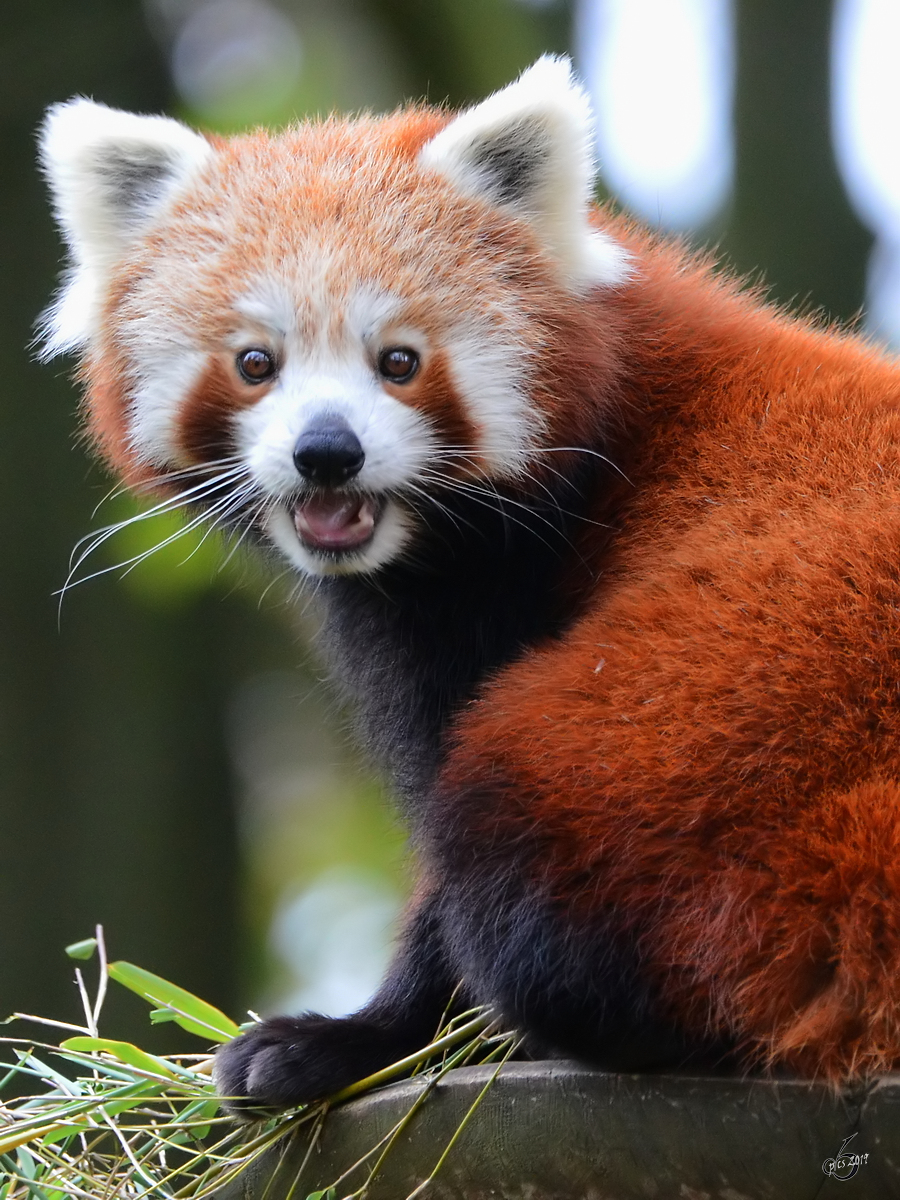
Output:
[[0, 0, 877, 1044]]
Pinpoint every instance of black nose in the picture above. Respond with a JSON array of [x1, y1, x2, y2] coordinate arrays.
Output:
[[292, 416, 365, 487]]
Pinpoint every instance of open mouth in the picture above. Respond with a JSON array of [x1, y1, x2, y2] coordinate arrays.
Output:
[[292, 491, 381, 553]]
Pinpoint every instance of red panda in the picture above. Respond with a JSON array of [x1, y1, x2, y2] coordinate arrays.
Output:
[[38, 56, 900, 1107]]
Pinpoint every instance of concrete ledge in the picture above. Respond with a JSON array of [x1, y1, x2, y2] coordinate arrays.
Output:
[[219, 1061, 900, 1199]]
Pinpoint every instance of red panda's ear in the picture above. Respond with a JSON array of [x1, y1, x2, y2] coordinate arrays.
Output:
[[419, 56, 629, 292], [37, 98, 213, 359]]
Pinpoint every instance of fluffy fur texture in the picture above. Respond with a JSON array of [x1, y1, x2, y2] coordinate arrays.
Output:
[[39, 56, 900, 1104]]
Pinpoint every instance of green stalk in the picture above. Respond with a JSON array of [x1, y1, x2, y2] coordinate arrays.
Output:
[[403, 1037, 522, 1200], [327, 1012, 492, 1106]]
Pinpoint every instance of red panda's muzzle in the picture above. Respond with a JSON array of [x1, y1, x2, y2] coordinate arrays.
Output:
[[293, 492, 379, 552]]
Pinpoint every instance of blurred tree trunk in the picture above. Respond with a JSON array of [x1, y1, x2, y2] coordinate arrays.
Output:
[[0, 0, 240, 1041], [723, 0, 872, 321]]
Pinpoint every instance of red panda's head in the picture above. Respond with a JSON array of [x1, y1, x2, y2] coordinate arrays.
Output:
[[39, 57, 629, 577]]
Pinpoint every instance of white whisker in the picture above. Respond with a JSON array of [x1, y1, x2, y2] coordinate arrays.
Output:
[[90, 455, 244, 517], [259, 563, 299, 609], [218, 497, 271, 573], [410, 472, 570, 554], [532, 445, 633, 486], [401, 481, 479, 539], [71, 465, 249, 565], [114, 488, 254, 580], [59, 462, 259, 615]]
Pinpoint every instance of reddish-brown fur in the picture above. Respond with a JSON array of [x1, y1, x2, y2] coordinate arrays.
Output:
[[179, 356, 265, 464], [438, 223, 900, 1083], [67, 102, 900, 1088]]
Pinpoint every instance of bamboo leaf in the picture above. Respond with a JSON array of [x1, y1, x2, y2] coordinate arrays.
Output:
[[52, 1051, 137, 1082], [64, 939, 97, 961], [39, 1124, 85, 1147], [13, 1050, 81, 1095], [0, 1121, 83, 1156], [107, 961, 240, 1042], [59, 1037, 176, 1079], [149, 1006, 178, 1024]]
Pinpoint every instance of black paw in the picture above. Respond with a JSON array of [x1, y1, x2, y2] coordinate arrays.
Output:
[[214, 1013, 409, 1113]]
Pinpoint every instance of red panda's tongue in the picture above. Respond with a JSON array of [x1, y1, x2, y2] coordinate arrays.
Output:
[[293, 493, 376, 550]]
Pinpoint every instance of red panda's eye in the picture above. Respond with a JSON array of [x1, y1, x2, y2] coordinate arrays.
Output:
[[378, 347, 420, 383], [236, 348, 277, 384]]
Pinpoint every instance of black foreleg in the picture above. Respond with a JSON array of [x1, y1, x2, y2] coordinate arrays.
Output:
[[428, 808, 734, 1075], [440, 872, 736, 1072], [215, 891, 459, 1111]]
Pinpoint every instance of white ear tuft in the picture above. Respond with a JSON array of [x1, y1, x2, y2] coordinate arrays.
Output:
[[419, 56, 629, 291], [37, 98, 214, 357]]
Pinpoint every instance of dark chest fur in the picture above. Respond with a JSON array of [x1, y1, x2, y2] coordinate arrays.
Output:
[[315, 468, 607, 804]]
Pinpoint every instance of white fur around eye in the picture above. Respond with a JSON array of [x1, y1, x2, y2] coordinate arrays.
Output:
[[233, 351, 440, 503]]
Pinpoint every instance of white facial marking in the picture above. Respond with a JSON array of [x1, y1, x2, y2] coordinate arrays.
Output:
[[115, 299, 212, 467], [444, 321, 542, 477], [234, 281, 296, 341], [344, 287, 406, 344], [123, 268, 555, 576], [129, 347, 208, 467], [229, 282, 440, 575], [236, 359, 438, 500]]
